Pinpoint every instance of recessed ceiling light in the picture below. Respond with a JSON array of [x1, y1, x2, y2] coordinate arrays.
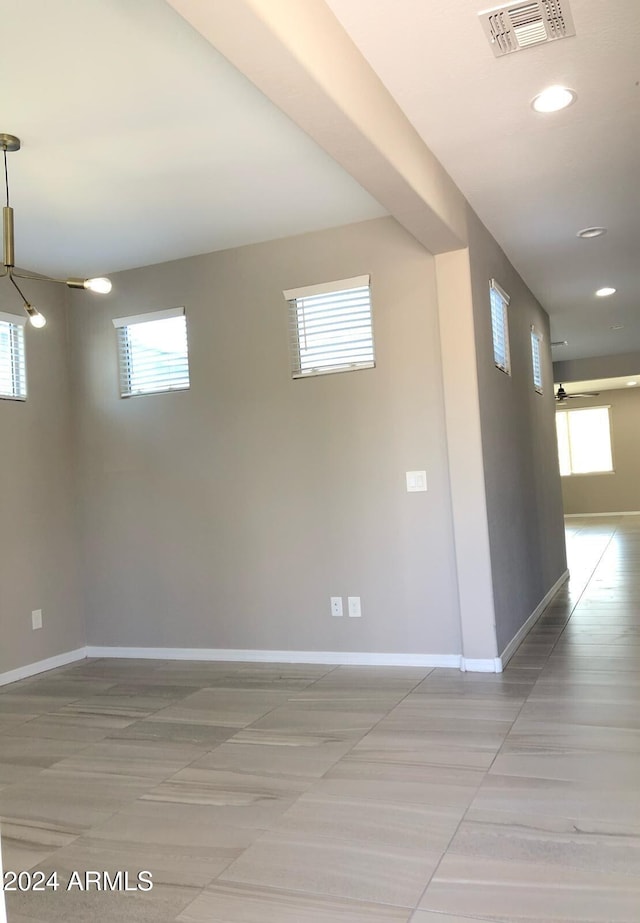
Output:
[[627, 381, 638, 387], [596, 287, 616, 297], [610, 324, 624, 330], [532, 85, 576, 113], [577, 227, 607, 239]]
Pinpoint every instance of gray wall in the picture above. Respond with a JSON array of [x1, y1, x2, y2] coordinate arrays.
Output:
[[70, 217, 462, 655], [560, 388, 640, 514], [466, 209, 567, 654], [0, 289, 84, 676], [554, 351, 640, 384]]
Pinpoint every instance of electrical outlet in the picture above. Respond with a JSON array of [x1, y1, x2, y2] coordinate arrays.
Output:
[[330, 597, 343, 617], [348, 596, 362, 618], [31, 609, 43, 630]]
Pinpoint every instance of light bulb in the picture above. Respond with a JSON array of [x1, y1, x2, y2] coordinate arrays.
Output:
[[84, 277, 112, 294], [577, 227, 606, 239], [596, 287, 616, 297], [531, 86, 576, 114], [27, 308, 46, 328]]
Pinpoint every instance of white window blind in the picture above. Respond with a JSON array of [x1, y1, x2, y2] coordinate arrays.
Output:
[[283, 275, 374, 378], [0, 311, 27, 401], [490, 279, 511, 374], [112, 307, 190, 397], [555, 406, 613, 476], [531, 326, 543, 393]]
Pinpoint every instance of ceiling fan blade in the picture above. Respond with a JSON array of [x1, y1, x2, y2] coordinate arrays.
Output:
[[555, 384, 601, 400]]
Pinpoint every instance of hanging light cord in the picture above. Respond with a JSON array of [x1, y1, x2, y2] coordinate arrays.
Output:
[[9, 273, 30, 304], [3, 146, 9, 208]]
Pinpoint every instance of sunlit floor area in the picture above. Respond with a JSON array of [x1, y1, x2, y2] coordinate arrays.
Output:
[[1, 515, 639, 922]]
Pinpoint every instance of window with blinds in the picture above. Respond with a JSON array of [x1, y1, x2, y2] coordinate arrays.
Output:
[[531, 326, 543, 393], [489, 279, 511, 374], [556, 406, 613, 476], [283, 275, 374, 378], [0, 311, 27, 401], [112, 307, 190, 397]]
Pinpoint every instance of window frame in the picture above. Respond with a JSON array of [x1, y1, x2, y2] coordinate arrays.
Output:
[[489, 279, 511, 375], [555, 404, 614, 477], [530, 325, 543, 394], [112, 306, 190, 398], [283, 274, 375, 379], [0, 310, 28, 402]]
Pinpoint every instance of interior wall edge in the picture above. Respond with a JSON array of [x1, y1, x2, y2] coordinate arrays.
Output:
[[499, 568, 570, 668]]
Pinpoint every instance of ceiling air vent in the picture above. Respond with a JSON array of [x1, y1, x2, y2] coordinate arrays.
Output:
[[479, 1, 576, 57]]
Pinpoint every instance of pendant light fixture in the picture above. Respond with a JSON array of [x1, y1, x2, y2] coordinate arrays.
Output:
[[1, 133, 112, 328]]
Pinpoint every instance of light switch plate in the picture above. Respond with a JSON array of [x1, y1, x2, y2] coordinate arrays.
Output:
[[348, 596, 362, 618], [406, 470, 427, 492], [31, 609, 43, 630]]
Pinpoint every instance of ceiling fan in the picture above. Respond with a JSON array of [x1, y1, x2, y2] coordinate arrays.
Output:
[[555, 383, 600, 403]]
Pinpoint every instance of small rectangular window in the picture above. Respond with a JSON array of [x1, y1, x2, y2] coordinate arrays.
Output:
[[531, 326, 543, 393], [112, 307, 190, 398], [283, 275, 374, 378], [0, 311, 27, 401], [489, 279, 510, 375], [555, 406, 613, 476]]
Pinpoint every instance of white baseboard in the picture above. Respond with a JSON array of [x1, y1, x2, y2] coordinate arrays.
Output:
[[460, 657, 503, 673], [85, 646, 464, 669], [0, 647, 87, 688], [0, 645, 509, 684], [499, 568, 570, 668], [564, 511, 640, 518]]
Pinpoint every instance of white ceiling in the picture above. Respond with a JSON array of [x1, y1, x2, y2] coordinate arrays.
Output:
[[326, 0, 640, 362], [0, 0, 384, 279], [556, 375, 640, 394], [2, 0, 638, 366]]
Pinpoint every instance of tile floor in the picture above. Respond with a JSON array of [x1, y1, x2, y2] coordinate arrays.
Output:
[[1, 515, 639, 921]]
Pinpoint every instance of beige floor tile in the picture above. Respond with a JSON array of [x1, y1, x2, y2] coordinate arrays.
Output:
[[190, 737, 354, 779], [139, 765, 311, 826], [302, 665, 430, 692], [318, 758, 483, 809], [273, 790, 460, 851], [88, 801, 266, 885], [0, 815, 79, 871], [177, 881, 411, 922], [419, 853, 640, 921], [515, 698, 640, 730], [412, 914, 489, 923], [248, 705, 389, 736], [57, 692, 187, 720], [504, 720, 640, 754], [349, 729, 503, 771], [471, 772, 640, 829], [151, 688, 290, 728], [449, 810, 640, 875], [109, 717, 237, 746], [5, 867, 197, 923], [48, 738, 207, 781], [0, 736, 90, 785], [489, 747, 640, 786], [5, 712, 138, 742], [0, 695, 80, 716], [219, 828, 442, 907]]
